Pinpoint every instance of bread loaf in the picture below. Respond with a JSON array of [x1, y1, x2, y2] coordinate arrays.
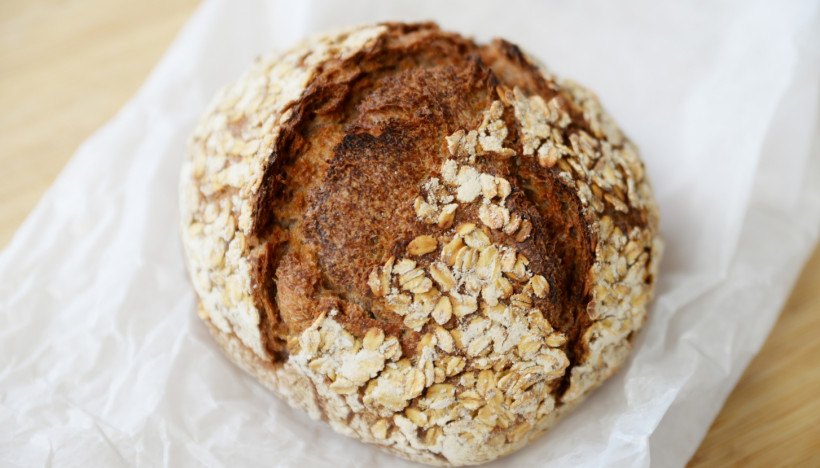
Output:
[[180, 22, 662, 466]]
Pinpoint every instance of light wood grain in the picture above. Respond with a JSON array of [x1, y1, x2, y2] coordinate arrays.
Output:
[[0, 0, 199, 248], [689, 246, 820, 467], [1, 1, 818, 465]]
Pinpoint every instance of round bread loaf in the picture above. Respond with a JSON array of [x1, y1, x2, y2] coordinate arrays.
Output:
[[180, 22, 662, 466]]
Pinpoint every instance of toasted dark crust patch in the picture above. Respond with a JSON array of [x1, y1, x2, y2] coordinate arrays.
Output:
[[246, 24, 643, 369]]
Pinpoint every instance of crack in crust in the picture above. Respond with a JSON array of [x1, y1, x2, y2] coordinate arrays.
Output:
[[181, 22, 661, 467]]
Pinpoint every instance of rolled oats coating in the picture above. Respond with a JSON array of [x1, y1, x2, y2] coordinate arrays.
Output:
[[181, 22, 661, 466]]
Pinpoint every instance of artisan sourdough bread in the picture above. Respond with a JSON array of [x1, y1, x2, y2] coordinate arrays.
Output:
[[180, 22, 662, 466]]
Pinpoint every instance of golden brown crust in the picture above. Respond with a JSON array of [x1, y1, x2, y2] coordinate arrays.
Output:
[[251, 24, 500, 358], [181, 22, 661, 466]]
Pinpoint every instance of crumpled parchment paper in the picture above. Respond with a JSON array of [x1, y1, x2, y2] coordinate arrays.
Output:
[[2, 1, 819, 466]]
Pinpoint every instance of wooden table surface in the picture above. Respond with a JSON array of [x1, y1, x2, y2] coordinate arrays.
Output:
[[2, 1, 818, 465]]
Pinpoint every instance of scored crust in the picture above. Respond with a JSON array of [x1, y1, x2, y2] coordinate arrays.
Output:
[[180, 22, 662, 466]]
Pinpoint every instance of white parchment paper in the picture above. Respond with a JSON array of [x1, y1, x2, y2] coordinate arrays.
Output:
[[2, 1, 820, 466]]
